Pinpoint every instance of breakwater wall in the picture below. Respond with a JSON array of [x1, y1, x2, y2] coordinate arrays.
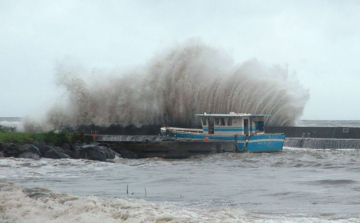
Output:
[[95, 135, 360, 150], [71, 124, 162, 135], [285, 138, 360, 149], [266, 127, 360, 139], [96, 136, 360, 150], [95, 135, 168, 142], [94, 134, 360, 150], [81, 125, 360, 139]]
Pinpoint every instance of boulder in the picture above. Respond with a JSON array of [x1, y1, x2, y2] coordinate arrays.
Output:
[[4, 144, 41, 159], [18, 151, 40, 160], [0, 151, 4, 158], [35, 145, 70, 159], [19, 144, 41, 156], [74, 144, 119, 161], [99, 145, 118, 159], [36, 145, 53, 156], [61, 143, 77, 158], [117, 149, 138, 159], [71, 144, 83, 159], [63, 150, 77, 158], [74, 144, 106, 161], [17, 144, 41, 160], [96, 143, 120, 159], [0, 142, 7, 152], [43, 148, 70, 159], [97, 143, 137, 159], [36, 145, 51, 156], [4, 144, 21, 157], [61, 143, 72, 151]]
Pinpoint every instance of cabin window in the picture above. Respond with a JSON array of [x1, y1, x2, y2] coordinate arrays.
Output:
[[214, 118, 219, 125], [202, 118, 207, 126], [255, 121, 264, 132], [227, 118, 232, 126], [220, 118, 226, 126]]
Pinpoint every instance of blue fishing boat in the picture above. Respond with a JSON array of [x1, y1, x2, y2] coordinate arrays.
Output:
[[161, 112, 285, 152]]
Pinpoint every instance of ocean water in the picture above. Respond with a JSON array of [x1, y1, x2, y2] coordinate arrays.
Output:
[[1, 148, 360, 222]]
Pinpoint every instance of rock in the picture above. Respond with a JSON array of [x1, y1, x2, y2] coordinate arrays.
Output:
[[18, 144, 41, 160], [99, 145, 119, 159], [96, 142, 137, 159], [0, 151, 4, 158], [19, 144, 41, 156], [74, 144, 119, 161], [4, 144, 22, 157], [71, 144, 83, 159], [61, 143, 72, 151], [18, 151, 40, 160], [43, 148, 70, 159], [0, 142, 7, 152], [36, 145, 52, 156], [75, 144, 106, 161], [35, 145, 70, 159], [118, 149, 138, 159], [1, 142, 120, 161], [63, 149, 77, 159], [95, 143, 120, 159], [4, 144, 41, 159], [61, 143, 77, 158]]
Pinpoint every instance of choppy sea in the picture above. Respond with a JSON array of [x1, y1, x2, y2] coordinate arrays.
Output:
[[1, 118, 360, 222]]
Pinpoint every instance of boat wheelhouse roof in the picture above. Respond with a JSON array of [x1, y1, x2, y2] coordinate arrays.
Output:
[[195, 112, 272, 118]]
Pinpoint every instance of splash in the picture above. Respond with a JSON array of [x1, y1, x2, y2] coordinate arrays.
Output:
[[44, 40, 309, 130]]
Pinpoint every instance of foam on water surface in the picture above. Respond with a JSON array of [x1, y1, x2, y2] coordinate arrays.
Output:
[[1, 149, 360, 222], [1, 180, 357, 223]]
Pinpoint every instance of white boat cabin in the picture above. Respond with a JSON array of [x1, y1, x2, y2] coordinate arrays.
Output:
[[195, 112, 270, 136]]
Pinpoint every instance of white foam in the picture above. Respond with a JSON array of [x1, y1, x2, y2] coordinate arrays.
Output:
[[0, 181, 357, 223]]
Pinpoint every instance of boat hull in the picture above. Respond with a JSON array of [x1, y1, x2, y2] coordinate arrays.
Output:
[[107, 141, 238, 159], [161, 128, 285, 152], [244, 134, 285, 152]]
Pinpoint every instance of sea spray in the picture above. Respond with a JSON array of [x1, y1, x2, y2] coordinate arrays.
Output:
[[28, 40, 309, 131]]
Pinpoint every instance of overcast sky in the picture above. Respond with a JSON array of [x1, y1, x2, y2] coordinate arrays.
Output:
[[1, 0, 359, 120]]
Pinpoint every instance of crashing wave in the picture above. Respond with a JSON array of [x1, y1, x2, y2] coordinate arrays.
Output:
[[27, 40, 309, 131]]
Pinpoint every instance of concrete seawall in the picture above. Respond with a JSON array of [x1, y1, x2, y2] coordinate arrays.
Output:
[[92, 134, 360, 157], [95, 134, 360, 150], [78, 125, 360, 139], [266, 127, 360, 139], [285, 138, 360, 149]]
